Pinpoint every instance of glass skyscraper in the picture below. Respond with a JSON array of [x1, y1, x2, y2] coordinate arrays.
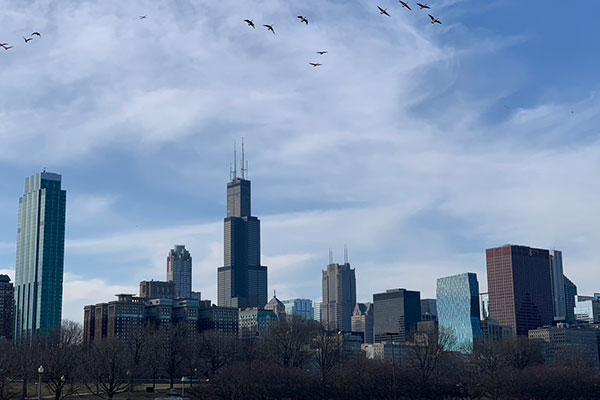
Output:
[[436, 272, 481, 351], [14, 171, 66, 338], [167, 245, 192, 299]]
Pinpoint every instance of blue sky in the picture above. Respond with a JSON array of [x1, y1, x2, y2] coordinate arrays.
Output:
[[1, 0, 600, 322]]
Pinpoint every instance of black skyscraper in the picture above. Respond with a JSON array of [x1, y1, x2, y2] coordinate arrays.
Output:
[[217, 143, 267, 309]]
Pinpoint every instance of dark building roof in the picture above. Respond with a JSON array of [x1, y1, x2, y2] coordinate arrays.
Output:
[[0, 274, 11, 283]]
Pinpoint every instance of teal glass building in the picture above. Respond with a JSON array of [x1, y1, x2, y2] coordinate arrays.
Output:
[[14, 172, 66, 338], [436, 272, 481, 352]]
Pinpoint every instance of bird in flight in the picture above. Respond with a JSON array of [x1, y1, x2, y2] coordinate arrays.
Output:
[[263, 24, 275, 34], [139, 15, 147, 19], [316, 51, 328, 55], [23, 36, 33, 43], [417, 3, 430, 9], [244, 19, 255, 29], [399, 1, 412, 10], [429, 14, 441, 24], [1, 44, 13, 50], [309, 62, 322, 67], [31, 32, 41, 37], [378, 6, 391, 16], [297, 16, 309, 24]]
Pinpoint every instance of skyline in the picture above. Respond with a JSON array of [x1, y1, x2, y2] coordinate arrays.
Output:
[[2, 0, 600, 322]]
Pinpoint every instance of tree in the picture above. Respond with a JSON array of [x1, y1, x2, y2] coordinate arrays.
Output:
[[160, 323, 188, 388], [312, 330, 343, 384], [196, 331, 238, 378], [0, 339, 17, 400], [83, 338, 131, 399], [263, 316, 317, 368]]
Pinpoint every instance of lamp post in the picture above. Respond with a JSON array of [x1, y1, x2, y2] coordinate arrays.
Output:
[[181, 376, 186, 397], [385, 332, 398, 400], [60, 375, 65, 399], [126, 370, 131, 400], [37, 365, 44, 400]]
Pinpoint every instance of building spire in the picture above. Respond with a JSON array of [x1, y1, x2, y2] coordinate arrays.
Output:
[[344, 245, 349, 264], [233, 140, 237, 180], [329, 248, 333, 265], [241, 137, 246, 179]]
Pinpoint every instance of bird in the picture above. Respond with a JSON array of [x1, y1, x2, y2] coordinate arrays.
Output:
[[416, 3, 430, 9], [23, 36, 33, 43], [399, 1, 412, 10], [309, 62, 322, 67], [139, 15, 147, 19], [244, 19, 255, 29], [263, 24, 275, 34], [297, 16, 309, 24], [1, 45, 13, 50], [428, 14, 441, 24], [316, 51, 328, 55], [378, 6, 391, 16], [31, 32, 41, 37]]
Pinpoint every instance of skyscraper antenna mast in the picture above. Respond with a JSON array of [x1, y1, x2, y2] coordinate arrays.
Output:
[[233, 140, 237, 180], [329, 248, 333, 265], [241, 137, 246, 179], [344, 245, 349, 264]]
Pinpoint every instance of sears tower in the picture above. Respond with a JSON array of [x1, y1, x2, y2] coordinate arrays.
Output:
[[217, 142, 268, 309]]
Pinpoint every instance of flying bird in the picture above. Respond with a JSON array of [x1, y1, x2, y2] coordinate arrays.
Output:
[[428, 14, 441, 24], [316, 51, 328, 55], [417, 3, 430, 9], [1, 45, 13, 50], [23, 36, 33, 43], [244, 19, 255, 28], [139, 15, 147, 19], [31, 32, 41, 37], [263, 24, 275, 34], [378, 6, 391, 16], [399, 1, 412, 10], [309, 62, 322, 67], [297, 16, 309, 24]]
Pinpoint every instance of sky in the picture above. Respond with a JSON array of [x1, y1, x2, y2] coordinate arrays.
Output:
[[1, 0, 600, 323]]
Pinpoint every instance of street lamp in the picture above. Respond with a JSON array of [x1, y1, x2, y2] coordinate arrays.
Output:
[[60, 375, 66, 398], [181, 376, 186, 398], [126, 370, 131, 400], [37, 365, 44, 400], [385, 332, 398, 400]]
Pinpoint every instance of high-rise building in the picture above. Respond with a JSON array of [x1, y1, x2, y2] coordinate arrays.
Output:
[[0, 275, 14, 340], [217, 144, 267, 309], [486, 245, 554, 336], [139, 280, 175, 299], [549, 250, 567, 321], [420, 299, 437, 321], [564, 275, 577, 323], [351, 302, 374, 344], [575, 294, 600, 323], [281, 298, 314, 320], [479, 293, 489, 319], [314, 299, 322, 323], [167, 245, 192, 299], [436, 273, 481, 351], [322, 261, 356, 332], [372, 288, 421, 343], [198, 303, 239, 335], [14, 171, 66, 339]]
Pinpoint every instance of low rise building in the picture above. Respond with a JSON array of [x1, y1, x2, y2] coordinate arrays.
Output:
[[198, 303, 239, 335], [238, 308, 277, 339], [0, 275, 14, 340], [529, 324, 599, 369]]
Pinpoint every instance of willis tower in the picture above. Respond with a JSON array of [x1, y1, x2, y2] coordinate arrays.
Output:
[[217, 141, 268, 309]]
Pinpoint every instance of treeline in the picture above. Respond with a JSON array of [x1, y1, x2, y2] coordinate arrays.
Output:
[[1, 317, 600, 400]]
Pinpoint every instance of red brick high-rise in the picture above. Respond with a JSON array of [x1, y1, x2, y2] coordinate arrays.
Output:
[[486, 245, 554, 336]]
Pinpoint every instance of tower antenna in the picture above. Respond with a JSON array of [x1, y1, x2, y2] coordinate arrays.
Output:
[[229, 162, 233, 181], [233, 140, 237, 179], [344, 245, 349, 264], [241, 137, 246, 179], [329, 248, 333, 265]]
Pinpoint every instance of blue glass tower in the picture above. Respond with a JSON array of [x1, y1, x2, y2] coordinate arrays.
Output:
[[436, 272, 481, 351], [14, 172, 66, 339]]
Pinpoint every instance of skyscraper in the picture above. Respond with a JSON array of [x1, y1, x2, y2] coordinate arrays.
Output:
[[322, 261, 356, 332], [217, 143, 267, 309], [372, 288, 421, 343], [351, 302, 374, 344], [549, 250, 566, 321], [14, 171, 66, 338], [564, 275, 577, 323], [486, 245, 554, 336], [167, 245, 192, 299], [436, 272, 481, 351], [0, 275, 14, 340]]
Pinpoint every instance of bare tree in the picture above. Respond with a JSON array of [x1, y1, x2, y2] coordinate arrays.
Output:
[[312, 331, 343, 383], [404, 326, 456, 388], [83, 338, 131, 399], [160, 323, 188, 388], [0, 339, 17, 400], [263, 316, 317, 368], [502, 336, 543, 370], [196, 331, 238, 378]]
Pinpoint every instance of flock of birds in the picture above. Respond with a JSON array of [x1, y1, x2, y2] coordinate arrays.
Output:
[[378, 2, 442, 24], [1, 31, 41, 51]]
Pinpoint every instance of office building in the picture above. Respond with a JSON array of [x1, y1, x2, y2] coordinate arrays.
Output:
[[479, 318, 513, 341], [281, 298, 314, 320], [0, 275, 14, 340], [479, 293, 489, 319], [420, 299, 437, 321], [436, 273, 481, 351], [14, 171, 66, 339], [238, 308, 277, 339], [198, 303, 239, 335], [529, 324, 599, 369], [167, 245, 192, 299], [564, 276, 577, 323], [314, 299, 322, 323], [351, 302, 374, 344], [486, 245, 554, 336], [373, 288, 421, 343], [575, 295, 600, 323], [265, 293, 286, 319], [217, 144, 268, 309], [549, 250, 567, 321], [83, 294, 146, 344], [322, 261, 356, 332], [139, 280, 175, 299]]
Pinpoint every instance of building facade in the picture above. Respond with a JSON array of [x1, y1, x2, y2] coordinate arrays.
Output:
[[575, 295, 600, 323], [529, 324, 600, 369], [0, 275, 14, 340], [420, 299, 437, 321], [549, 250, 567, 321], [436, 273, 481, 351], [314, 299, 322, 324], [486, 245, 554, 336], [217, 151, 268, 309], [139, 280, 175, 299], [281, 298, 314, 320], [198, 304, 239, 335], [373, 288, 421, 343], [322, 262, 356, 332], [14, 171, 66, 339], [167, 245, 192, 299], [480, 318, 513, 341], [265, 294, 286, 319], [564, 276, 577, 323], [479, 293, 489, 319], [238, 308, 277, 339], [351, 302, 374, 344]]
